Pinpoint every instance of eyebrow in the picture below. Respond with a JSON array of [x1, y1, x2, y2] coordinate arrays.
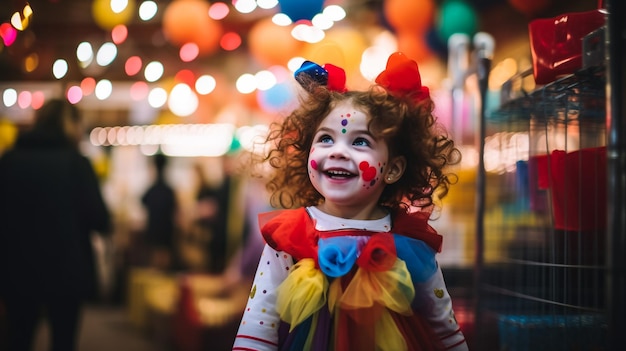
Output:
[[315, 126, 375, 138]]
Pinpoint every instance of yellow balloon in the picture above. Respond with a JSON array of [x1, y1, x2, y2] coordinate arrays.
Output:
[[92, 0, 135, 30], [301, 27, 368, 86], [302, 43, 346, 68]]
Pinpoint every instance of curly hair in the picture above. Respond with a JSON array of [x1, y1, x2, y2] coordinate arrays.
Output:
[[258, 82, 461, 212]]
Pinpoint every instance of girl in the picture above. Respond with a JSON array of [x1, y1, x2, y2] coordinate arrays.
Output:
[[233, 52, 468, 351]]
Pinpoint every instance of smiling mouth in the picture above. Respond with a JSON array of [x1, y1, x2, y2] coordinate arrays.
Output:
[[324, 170, 356, 179]]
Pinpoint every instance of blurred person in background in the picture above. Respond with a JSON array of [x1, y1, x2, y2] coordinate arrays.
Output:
[[141, 152, 179, 271], [0, 99, 112, 351]]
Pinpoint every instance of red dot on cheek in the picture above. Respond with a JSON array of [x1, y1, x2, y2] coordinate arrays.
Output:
[[310, 160, 318, 170], [362, 167, 376, 181], [359, 161, 377, 181]]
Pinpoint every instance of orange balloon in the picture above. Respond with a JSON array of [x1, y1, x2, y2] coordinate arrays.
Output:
[[384, 0, 434, 33], [395, 31, 433, 63], [248, 18, 304, 67], [508, 0, 551, 17], [162, 0, 222, 56]]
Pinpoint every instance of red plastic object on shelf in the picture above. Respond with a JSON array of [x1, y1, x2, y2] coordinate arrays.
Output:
[[535, 147, 607, 231], [529, 9, 606, 85]]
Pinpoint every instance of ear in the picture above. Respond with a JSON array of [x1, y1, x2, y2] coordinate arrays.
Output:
[[384, 156, 406, 184]]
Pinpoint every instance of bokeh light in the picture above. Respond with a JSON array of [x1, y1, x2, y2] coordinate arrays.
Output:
[[139, 1, 158, 21], [67, 85, 83, 104], [195, 75, 216, 95], [24, 53, 39, 73], [168, 83, 198, 117], [31, 91, 45, 109], [3, 89, 18, 107], [144, 61, 164, 82], [130, 81, 149, 100], [81, 77, 97, 95], [125, 56, 143, 76], [95, 79, 113, 100], [220, 32, 242, 51], [148, 87, 167, 108], [76, 42, 94, 67], [236, 74, 257, 94], [0, 23, 18, 46], [96, 42, 118, 66], [208, 2, 229, 20], [174, 69, 195, 86], [17, 91, 32, 109], [179, 43, 199, 62], [111, 24, 128, 44], [52, 59, 69, 79]]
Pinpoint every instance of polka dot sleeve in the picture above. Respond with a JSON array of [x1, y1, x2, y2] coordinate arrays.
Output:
[[233, 244, 294, 351], [414, 265, 468, 351]]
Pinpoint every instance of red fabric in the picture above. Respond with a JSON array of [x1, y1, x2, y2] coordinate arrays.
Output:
[[356, 233, 396, 272], [323, 63, 347, 93], [391, 210, 443, 252], [260, 208, 443, 258], [259, 208, 320, 266], [375, 52, 430, 102]]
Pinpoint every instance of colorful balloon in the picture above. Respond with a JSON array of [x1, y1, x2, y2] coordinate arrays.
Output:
[[92, 0, 135, 30], [162, 0, 222, 56], [278, 0, 324, 22], [436, 0, 479, 43], [248, 18, 304, 67], [383, 0, 435, 33]]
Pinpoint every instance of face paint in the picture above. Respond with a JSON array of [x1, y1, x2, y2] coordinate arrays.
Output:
[[359, 161, 377, 182], [340, 112, 352, 134], [308, 100, 392, 214]]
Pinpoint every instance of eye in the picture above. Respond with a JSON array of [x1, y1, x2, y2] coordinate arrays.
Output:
[[353, 137, 371, 147], [318, 134, 333, 144]]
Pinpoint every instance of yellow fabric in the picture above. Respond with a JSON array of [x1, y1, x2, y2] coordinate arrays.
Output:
[[338, 259, 414, 315], [276, 258, 328, 330], [375, 309, 408, 351], [327, 277, 343, 312]]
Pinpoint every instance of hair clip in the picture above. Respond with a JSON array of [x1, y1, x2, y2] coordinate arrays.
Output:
[[295, 61, 347, 93], [375, 52, 430, 103]]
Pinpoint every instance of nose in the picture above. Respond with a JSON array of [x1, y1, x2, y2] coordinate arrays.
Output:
[[328, 143, 349, 160]]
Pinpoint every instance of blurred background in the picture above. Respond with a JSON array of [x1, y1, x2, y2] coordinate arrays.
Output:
[[1, 0, 621, 350]]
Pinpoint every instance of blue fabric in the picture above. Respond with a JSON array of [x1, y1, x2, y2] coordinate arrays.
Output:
[[394, 235, 437, 283], [318, 236, 359, 278]]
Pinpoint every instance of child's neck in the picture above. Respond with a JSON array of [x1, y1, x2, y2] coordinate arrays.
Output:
[[314, 203, 388, 221]]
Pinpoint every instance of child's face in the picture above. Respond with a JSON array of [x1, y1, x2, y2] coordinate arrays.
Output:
[[307, 100, 392, 213]]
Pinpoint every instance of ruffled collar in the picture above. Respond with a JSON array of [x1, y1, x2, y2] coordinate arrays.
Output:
[[259, 207, 443, 263]]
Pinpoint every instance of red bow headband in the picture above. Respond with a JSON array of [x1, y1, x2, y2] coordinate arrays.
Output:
[[294, 52, 429, 103], [375, 52, 430, 103]]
